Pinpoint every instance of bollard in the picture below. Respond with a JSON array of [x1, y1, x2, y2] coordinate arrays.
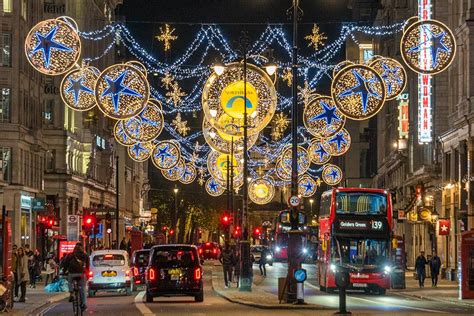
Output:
[[293, 268, 307, 305], [335, 269, 351, 315]]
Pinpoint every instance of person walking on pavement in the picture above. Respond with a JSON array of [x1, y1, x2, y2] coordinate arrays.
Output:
[[16, 247, 29, 302], [233, 249, 240, 287], [29, 249, 42, 288], [259, 247, 269, 277], [11, 245, 19, 299], [119, 237, 127, 251], [44, 254, 59, 286], [415, 250, 428, 288], [61, 243, 89, 311], [429, 251, 442, 287], [219, 244, 234, 288]]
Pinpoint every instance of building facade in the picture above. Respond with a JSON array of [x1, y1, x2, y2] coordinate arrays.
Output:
[[0, 0, 148, 251]]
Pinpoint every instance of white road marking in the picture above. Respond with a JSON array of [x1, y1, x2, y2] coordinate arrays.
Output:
[[34, 302, 59, 316], [134, 291, 156, 316]]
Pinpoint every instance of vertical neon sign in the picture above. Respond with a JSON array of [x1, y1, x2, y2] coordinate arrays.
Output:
[[397, 93, 409, 139], [418, 0, 432, 144]]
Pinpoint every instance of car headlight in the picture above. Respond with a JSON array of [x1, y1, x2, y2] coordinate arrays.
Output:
[[302, 248, 308, 254], [330, 263, 336, 273], [266, 255, 272, 260], [275, 247, 281, 252], [384, 265, 392, 273]]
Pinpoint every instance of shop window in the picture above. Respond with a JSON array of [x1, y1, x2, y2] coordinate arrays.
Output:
[[2, 0, 12, 13], [0, 147, 11, 183], [0, 88, 11, 123], [0, 33, 11, 67]]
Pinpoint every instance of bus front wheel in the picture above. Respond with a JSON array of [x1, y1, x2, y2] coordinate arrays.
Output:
[[378, 288, 386, 295]]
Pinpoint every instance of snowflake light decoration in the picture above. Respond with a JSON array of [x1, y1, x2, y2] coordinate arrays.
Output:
[[198, 176, 205, 186], [271, 112, 290, 141], [305, 24, 327, 51], [161, 72, 175, 90], [281, 68, 293, 87], [171, 113, 190, 136], [298, 81, 317, 105], [166, 81, 186, 107], [155, 24, 178, 52]]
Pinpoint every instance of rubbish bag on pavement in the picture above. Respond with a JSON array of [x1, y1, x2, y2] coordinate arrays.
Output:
[[44, 278, 69, 293]]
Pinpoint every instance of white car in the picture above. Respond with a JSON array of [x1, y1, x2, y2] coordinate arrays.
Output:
[[87, 250, 132, 297]]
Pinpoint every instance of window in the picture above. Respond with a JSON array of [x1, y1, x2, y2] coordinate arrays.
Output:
[[43, 99, 54, 125], [0, 147, 11, 183], [0, 34, 11, 67], [336, 192, 387, 215], [331, 238, 389, 266], [21, 0, 27, 20], [2, 0, 12, 13], [151, 247, 198, 268], [0, 88, 10, 123], [92, 254, 126, 267]]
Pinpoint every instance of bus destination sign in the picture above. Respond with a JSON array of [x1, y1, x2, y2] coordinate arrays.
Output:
[[336, 219, 385, 232]]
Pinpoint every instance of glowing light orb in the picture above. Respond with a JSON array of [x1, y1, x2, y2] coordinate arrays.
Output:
[[322, 164, 343, 186], [60, 66, 99, 111], [321, 128, 351, 156], [151, 141, 181, 170], [369, 57, 407, 100], [303, 96, 345, 139], [249, 178, 275, 205]]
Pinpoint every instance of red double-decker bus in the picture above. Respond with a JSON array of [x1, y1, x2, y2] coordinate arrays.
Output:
[[317, 188, 393, 295], [272, 210, 306, 261]]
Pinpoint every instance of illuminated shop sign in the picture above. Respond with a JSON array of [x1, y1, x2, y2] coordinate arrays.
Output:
[[397, 93, 409, 139], [418, 0, 432, 144]]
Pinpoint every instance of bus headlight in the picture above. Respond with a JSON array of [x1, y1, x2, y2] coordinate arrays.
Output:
[[330, 264, 336, 273], [384, 265, 392, 273], [275, 247, 281, 252], [266, 255, 272, 260]]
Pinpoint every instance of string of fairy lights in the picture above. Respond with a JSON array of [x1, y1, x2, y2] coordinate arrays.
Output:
[[24, 16, 456, 203]]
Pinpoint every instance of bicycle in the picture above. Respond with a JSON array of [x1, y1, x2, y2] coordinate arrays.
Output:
[[71, 276, 83, 316]]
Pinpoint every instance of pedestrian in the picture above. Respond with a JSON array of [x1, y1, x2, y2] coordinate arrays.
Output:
[[29, 249, 42, 288], [219, 244, 234, 288], [415, 250, 428, 288], [44, 254, 58, 286], [11, 245, 19, 299], [61, 243, 89, 311], [259, 247, 269, 277], [119, 237, 127, 250], [429, 251, 442, 287], [16, 247, 29, 302], [233, 250, 240, 287]]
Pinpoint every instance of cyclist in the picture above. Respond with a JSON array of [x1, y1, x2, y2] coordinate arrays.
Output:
[[61, 243, 89, 311]]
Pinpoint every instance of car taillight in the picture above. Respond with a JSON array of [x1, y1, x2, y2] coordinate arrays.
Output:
[[133, 267, 139, 276], [194, 268, 201, 281], [148, 268, 156, 281], [213, 248, 217, 254], [88, 271, 93, 280], [199, 249, 202, 254], [125, 270, 130, 277]]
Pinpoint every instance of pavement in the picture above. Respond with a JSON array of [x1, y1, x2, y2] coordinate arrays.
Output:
[[11, 285, 68, 316]]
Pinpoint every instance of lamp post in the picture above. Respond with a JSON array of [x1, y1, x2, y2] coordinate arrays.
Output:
[[173, 187, 178, 243], [309, 198, 314, 219]]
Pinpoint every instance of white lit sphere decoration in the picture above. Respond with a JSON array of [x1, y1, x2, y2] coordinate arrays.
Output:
[[249, 178, 275, 205], [202, 118, 258, 154], [322, 164, 343, 186], [179, 163, 197, 184], [321, 128, 351, 157], [275, 158, 291, 181], [303, 96, 346, 139], [400, 19, 456, 75], [298, 175, 318, 197], [162, 159, 186, 181], [331, 64, 386, 121], [114, 121, 138, 147], [127, 141, 155, 162], [206, 177, 225, 197], [24, 17, 81, 76], [123, 99, 164, 142], [369, 57, 407, 100], [151, 140, 181, 170], [202, 62, 277, 137], [281, 145, 311, 175], [95, 61, 150, 120], [308, 139, 331, 165], [60, 66, 99, 111]]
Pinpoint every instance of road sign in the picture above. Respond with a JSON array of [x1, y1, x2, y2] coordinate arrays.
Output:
[[294, 269, 307, 282], [288, 195, 301, 207], [67, 215, 79, 241]]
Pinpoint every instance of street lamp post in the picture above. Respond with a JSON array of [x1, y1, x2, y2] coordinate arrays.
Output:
[[309, 199, 314, 219], [115, 155, 120, 249], [173, 187, 178, 244]]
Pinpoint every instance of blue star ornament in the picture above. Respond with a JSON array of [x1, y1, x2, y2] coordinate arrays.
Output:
[[302, 180, 314, 194], [131, 143, 146, 157], [408, 26, 450, 68], [183, 166, 193, 179], [32, 26, 73, 68], [339, 70, 381, 113], [101, 71, 143, 113], [314, 144, 329, 161], [328, 168, 340, 181], [66, 77, 93, 105], [309, 101, 341, 125], [328, 133, 347, 152], [156, 144, 174, 164], [380, 63, 402, 95], [208, 179, 218, 192]]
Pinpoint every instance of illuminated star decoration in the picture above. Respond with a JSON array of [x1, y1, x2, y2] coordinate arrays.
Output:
[[101, 71, 143, 113], [408, 26, 450, 68], [328, 168, 340, 181], [182, 166, 193, 181], [155, 144, 174, 164], [281, 68, 293, 87], [161, 72, 175, 90], [327, 132, 348, 152], [131, 142, 146, 157], [380, 63, 403, 95], [66, 77, 93, 105], [309, 101, 341, 125], [166, 81, 187, 107], [208, 178, 219, 193], [314, 143, 329, 162], [271, 112, 290, 141], [298, 81, 317, 105], [31, 26, 73, 68], [155, 24, 178, 52], [172, 113, 190, 136], [304, 24, 327, 51], [302, 179, 315, 195], [338, 70, 381, 113], [198, 176, 205, 186]]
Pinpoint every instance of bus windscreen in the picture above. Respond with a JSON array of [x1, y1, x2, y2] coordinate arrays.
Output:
[[335, 192, 387, 215], [331, 238, 389, 266]]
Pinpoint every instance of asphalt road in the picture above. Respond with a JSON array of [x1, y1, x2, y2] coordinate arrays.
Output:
[[38, 261, 474, 315]]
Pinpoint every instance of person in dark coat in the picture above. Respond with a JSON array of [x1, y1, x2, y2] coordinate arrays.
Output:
[[233, 250, 240, 288], [219, 244, 234, 288], [429, 251, 442, 287], [259, 247, 269, 277], [415, 251, 428, 288], [119, 237, 127, 250]]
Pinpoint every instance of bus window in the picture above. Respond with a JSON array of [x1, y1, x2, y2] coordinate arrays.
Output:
[[335, 192, 387, 215], [331, 238, 388, 266]]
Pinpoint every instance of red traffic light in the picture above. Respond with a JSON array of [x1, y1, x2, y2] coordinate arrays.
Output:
[[84, 214, 96, 227], [169, 229, 175, 235], [220, 213, 231, 226], [253, 227, 261, 237], [162, 226, 168, 232]]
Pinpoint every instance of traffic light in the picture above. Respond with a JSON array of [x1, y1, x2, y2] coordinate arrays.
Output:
[[253, 227, 261, 238], [169, 229, 175, 236], [220, 213, 231, 227], [234, 226, 241, 237]]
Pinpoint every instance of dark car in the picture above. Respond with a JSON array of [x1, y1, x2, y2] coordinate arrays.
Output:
[[145, 244, 204, 302], [131, 249, 150, 291], [198, 242, 220, 260], [250, 245, 273, 266]]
